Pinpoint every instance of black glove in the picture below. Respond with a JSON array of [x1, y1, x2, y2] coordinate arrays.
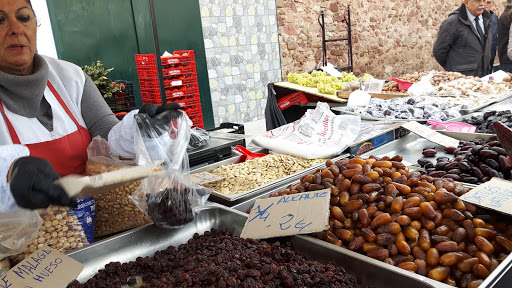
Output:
[[9, 156, 76, 209], [139, 102, 181, 125], [137, 103, 182, 137]]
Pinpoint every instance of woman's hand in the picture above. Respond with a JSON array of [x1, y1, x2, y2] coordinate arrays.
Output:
[[8, 156, 76, 209]]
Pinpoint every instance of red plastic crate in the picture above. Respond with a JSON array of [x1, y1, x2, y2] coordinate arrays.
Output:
[[161, 50, 195, 65], [141, 86, 200, 104], [167, 86, 200, 99], [164, 75, 198, 88], [276, 91, 309, 110], [162, 65, 196, 76], [168, 96, 201, 108], [189, 114, 204, 128]]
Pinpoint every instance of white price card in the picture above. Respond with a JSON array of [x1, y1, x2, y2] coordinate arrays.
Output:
[[189, 172, 224, 185], [460, 177, 512, 216], [240, 189, 330, 239], [2, 245, 83, 288], [402, 121, 460, 147]]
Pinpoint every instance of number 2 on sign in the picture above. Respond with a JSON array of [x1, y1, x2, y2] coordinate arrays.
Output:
[[279, 214, 312, 232]]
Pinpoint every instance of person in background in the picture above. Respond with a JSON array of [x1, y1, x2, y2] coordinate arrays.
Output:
[[484, 0, 498, 73], [0, 0, 177, 213], [433, 0, 492, 77], [498, 0, 512, 71]]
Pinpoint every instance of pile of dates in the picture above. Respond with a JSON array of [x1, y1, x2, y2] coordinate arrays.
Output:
[[68, 229, 368, 288], [271, 156, 512, 287], [417, 136, 512, 184], [460, 110, 512, 134]]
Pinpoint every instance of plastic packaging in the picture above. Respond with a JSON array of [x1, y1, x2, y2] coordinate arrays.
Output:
[[131, 110, 210, 228], [188, 127, 209, 150], [72, 198, 96, 244], [0, 210, 41, 258], [347, 90, 371, 107], [9, 206, 90, 265], [407, 70, 435, 97], [85, 136, 151, 237], [0, 257, 9, 275], [252, 102, 361, 159]]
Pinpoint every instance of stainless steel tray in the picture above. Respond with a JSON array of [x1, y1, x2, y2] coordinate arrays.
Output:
[[358, 132, 490, 167], [68, 204, 454, 288], [333, 107, 428, 122], [194, 150, 349, 205], [460, 92, 512, 115]]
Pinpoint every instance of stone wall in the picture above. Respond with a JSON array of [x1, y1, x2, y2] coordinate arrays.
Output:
[[277, 0, 507, 79], [199, 0, 281, 126]]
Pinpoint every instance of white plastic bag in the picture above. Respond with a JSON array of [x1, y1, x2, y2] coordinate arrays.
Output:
[[252, 102, 361, 159], [0, 210, 42, 258], [407, 70, 435, 97]]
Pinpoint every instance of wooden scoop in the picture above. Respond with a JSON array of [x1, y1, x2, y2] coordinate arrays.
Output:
[[56, 165, 159, 199]]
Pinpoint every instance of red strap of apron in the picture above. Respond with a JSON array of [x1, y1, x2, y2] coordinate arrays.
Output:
[[47, 80, 82, 128], [0, 100, 21, 144], [0, 80, 81, 145]]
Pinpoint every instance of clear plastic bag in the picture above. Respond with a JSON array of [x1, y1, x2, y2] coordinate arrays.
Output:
[[131, 110, 210, 228], [85, 136, 151, 237], [188, 127, 209, 150], [0, 210, 41, 258], [408, 70, 435, 97], [8, 206, 90, 265]]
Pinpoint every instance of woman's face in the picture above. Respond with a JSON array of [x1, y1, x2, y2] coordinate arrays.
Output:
[[0, 0, 36, 76]]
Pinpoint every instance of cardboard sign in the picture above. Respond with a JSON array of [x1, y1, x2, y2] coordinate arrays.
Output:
[[189, 172, 225, 185], [1, 245, 83, 288], [240, 190, 330, 239], [402, 121, 460, 147], [460, 177, 512, 216]]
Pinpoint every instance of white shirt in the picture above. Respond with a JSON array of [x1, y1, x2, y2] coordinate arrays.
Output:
[[466, 8, 485, 39]]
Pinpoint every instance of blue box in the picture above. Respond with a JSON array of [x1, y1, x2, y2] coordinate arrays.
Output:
[[347, 125, 409, 156]]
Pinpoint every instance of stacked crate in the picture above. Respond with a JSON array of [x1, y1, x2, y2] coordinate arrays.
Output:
[[135, 50, 203, 128]]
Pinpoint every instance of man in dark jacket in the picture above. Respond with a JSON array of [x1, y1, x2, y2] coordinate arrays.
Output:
[[433, 1, 492, 77], [498, 0, 512, 72], [484, 0, 498, 73]]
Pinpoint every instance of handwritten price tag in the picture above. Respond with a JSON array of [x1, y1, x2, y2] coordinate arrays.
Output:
[[402, 121, 459, 147], [240, 190, 330, 239], [460, 178, 512, 216], [1, 245, 83, 288], [189, 172, 224, 185]]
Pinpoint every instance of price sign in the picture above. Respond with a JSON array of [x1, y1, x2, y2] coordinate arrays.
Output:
[[460, 177, 512, 216], [1, 245, 83, 288], [189, 172, 224, 185], [402, 121, 459, 147], [240, 190, 330, 239]]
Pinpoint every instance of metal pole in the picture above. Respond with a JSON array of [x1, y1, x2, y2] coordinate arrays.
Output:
[[148, 0, 166, 104], [347, 5, 353, 72], [320, 11, 327, 67]]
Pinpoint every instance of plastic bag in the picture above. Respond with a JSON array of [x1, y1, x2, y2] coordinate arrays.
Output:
[[85, 136, 151, 237], [188, 127, 209, 150], [8, 206, 90, 265], [131, 110, 210, 228], [0, 210, 41, 258], [251, 102, 361, 159], [408, 70, 435, 97]]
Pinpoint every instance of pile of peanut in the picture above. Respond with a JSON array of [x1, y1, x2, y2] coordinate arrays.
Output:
[[87, 159, 153, 237], [382, 71, 465, 93], [202, 154, 326, 194], [9, 206, 88, 264], [273, 156, 512, 287]]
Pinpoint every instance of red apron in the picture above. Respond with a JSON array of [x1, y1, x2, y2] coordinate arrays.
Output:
[[0, 80, 91, 176]]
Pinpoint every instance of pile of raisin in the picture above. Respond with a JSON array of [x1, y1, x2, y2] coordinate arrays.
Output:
[[146, 186, 195, 227], [68, 229, 369, 288]]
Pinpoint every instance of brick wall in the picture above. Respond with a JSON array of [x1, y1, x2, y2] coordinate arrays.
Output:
[[277, 0, 507, 79]]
